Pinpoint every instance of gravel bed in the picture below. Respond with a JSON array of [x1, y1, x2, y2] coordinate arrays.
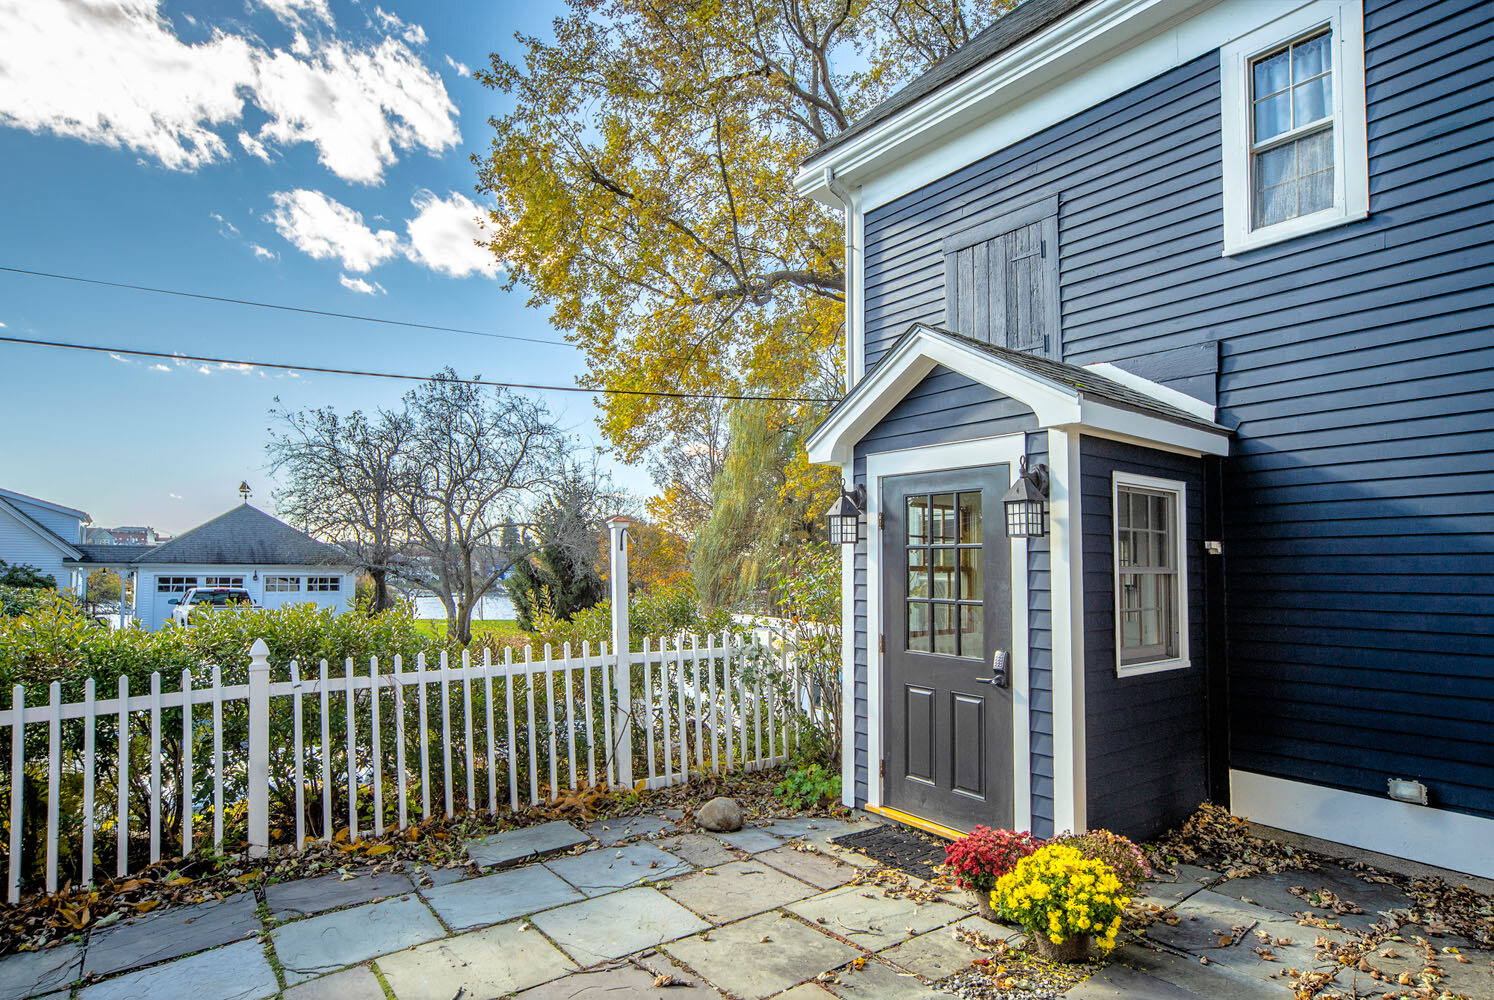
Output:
[[939, 955, 1104, 1000]]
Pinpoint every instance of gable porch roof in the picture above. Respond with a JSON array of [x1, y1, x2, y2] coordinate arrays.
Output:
[[805, 323, 1230, 466]]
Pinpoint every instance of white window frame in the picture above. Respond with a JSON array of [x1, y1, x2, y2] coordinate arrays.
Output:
[[1112, 472, 1190, 678], [1219, 0, 1367, 255], [203, 575, 245, 589], [306, 576, 340, 592], [264, 575, 300, 593], [156, 576, 196, 593]]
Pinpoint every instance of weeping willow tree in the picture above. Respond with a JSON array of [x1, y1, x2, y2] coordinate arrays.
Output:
[[692, 398, 839, 608]]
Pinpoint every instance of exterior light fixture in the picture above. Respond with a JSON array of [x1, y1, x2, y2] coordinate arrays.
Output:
[[1003, 457, 1050, 538], [1386, 778, 1428, 805], [826, 482, 867, 546]]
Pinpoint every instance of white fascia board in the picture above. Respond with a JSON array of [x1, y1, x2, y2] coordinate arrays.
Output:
[[1083, 362, 1217, 422], [1074, 399, 1231, 456], [0, 488, 90, 523], [0, 497, 82, 559], [806, 328, 1082, 466], [1231, 770, 1494, 879], [798, 0, 1317, 213]]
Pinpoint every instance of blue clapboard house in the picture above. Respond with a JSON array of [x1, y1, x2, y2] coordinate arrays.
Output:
[[800, 0, 1492, 876]]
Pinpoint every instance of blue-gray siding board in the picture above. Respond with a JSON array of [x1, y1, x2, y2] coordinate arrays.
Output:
[[1079, 436, 1208, 840], [858, 0, 1494, 821]]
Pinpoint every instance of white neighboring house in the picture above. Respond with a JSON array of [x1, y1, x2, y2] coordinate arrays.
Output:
[[0, 487, 89, 591], [66, 503, 357, 631]]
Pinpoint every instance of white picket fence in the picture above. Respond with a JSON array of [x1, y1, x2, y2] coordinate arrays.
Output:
[[0, 632, 806, 902]]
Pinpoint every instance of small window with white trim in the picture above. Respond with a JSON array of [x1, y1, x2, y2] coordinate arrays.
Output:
[[156, 576, 196, 593], [1112, 473, 1189, 676], [1219, 1, 1367, 254], [264, 575, 300, 593], [204, 575, 245, 589], [306, 576, 340, 592]]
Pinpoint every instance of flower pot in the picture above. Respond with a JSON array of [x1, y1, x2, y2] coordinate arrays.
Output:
[[1031, 933, 1091, 964], [969, 889, 1000, 923]]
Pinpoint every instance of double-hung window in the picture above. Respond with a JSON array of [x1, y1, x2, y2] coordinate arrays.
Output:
[[1112, 473, 1189, 676], [1219, 1, 1367, 254]]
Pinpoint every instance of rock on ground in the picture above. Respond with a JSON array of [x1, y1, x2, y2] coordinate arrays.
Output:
[[696, 797, 744, 832]]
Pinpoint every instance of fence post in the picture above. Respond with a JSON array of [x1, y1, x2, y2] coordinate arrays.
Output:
[[247, 638, 271, 857], [606, 515, 633, 788]]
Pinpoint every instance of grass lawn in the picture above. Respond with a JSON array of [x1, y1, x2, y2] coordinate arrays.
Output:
[[414, 619, 532, 642]]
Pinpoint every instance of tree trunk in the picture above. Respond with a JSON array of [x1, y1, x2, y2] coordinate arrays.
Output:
[[454, 600, 475, 646], [370, 568, 390, 613]]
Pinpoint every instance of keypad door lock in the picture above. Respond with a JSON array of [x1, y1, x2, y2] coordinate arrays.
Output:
[[975, 649, 1010, 688]]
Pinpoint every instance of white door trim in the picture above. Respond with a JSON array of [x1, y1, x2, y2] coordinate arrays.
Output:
[[864, 433, 1032, 832]]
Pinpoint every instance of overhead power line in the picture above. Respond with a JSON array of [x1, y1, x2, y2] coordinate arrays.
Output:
[[0, 334, 839, 404], [0, 265, 573, 348]]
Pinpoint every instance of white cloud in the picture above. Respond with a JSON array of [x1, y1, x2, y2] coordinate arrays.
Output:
[[151, 363, 170, 372], [250, 243, 278, 261], [237, 130, 272, 163], [444, 55, 470, 76], [109, 352, 131, 364], [209, 211, 240, 236], [404, 190, 499, 279], [259, 0, 332, 27], [339, 273, 386, 295], [268, 189, 400, 272], [0, 0, 456, 185]]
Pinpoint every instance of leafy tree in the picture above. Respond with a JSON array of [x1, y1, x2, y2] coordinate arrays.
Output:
[[0, 561, 56, 589], [475, 0, 1013, 597], [85, 568, 122, 604], [507, 467, 609, 630]]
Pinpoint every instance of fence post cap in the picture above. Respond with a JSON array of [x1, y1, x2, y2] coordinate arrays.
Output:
[[249, 638, 271, 666]]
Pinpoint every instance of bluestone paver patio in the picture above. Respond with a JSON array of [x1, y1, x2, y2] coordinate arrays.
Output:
[[529, 886, 710, 964], [544, 842, 692, 896], [76, 939, 277, 1000], [420, 863, 582, 929], [376, 921, 577, 999], [3, 806, 1476, 1000], [271, 895, 446, 984], [465, 819, 591, 868]]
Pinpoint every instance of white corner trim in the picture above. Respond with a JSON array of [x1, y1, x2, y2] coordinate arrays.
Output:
[[1083, 363, 1217, 422], [1111, 471, 1192, 678], [1230, 770, 1494, 879], [840, 466, 858, 809], [863, 435, 1031, 829], [1047, 427, 1087, 835], [1219, 0, 1368, 256]]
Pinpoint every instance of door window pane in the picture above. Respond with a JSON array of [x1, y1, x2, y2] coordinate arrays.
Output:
[[907, 601, 930, 652], [933, 603, 957, 656], [960, 605, 984, 661], [959, 549, 982, 600], [906, 496, 928, 544], [932, 548, 956, 599], [931, 493, 956, 543], [959, 493, 982, 543], [907, 548, 929, 598]]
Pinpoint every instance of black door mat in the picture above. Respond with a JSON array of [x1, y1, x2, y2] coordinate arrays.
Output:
[[832, 823, 948, 880]]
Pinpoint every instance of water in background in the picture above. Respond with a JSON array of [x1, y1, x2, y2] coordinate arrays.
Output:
[[411, 591, 516, 622]]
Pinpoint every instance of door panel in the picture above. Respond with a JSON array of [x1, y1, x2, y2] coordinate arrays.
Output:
[[882, 465, 1014, 832]]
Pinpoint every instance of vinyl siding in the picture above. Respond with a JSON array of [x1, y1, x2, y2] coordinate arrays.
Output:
[[851, 366, 1054, 832], [0, 509, 71, 589], [857, 0, 1494, 820], [1080, 436, 1208, 840]]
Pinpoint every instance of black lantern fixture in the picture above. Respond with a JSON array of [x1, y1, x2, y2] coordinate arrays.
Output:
[[1003, 457, 1050, 538], [826, 482, 867, 546]]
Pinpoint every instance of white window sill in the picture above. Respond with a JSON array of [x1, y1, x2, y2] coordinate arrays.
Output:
[[1222, 206, 1368, 257], [1116, 656, 1193, 678]]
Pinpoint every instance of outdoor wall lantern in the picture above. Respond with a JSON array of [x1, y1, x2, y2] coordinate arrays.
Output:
[[826, 482, 867, 546], [1003, 457, 1050, 538]]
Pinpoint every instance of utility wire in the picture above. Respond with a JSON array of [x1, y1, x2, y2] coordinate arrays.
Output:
[[0, 334, 839, 404], [0, 265, 573, 348]]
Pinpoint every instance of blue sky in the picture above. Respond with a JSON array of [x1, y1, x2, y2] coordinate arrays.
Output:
[[0, 0, 648, 533]]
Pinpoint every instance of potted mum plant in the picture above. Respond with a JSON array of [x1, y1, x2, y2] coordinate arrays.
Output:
[[1055, 829, 1152, 896], [993, 842, 1128, 963], [944, 827, 1039, 921]]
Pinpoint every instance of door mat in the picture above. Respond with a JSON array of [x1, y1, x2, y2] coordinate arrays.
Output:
[[831, 824, 948, 880]]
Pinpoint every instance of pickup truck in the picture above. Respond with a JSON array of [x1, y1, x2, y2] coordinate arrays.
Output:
[[169, 587, 260, 626]]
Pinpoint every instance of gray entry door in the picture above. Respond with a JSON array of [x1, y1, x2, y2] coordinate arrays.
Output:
[[882, 466, 1014, 832]]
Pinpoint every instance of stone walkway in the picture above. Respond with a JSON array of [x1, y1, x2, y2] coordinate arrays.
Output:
[[1, 812, 1488, 1000]]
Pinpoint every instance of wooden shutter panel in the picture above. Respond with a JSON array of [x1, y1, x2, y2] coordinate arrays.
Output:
[[943, 199, 1061, 361]]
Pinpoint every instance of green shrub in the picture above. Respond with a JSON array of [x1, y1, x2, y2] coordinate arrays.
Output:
[[775, 763, 841, 810]]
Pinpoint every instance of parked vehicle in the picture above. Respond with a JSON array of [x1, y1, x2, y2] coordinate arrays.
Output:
[[169, 587, 259, 625]]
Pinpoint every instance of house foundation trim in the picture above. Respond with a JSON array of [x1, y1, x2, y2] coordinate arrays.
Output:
[[1230, 770, 1494, 879]]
